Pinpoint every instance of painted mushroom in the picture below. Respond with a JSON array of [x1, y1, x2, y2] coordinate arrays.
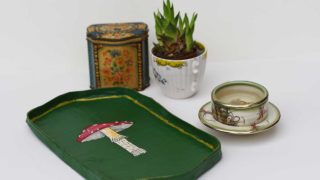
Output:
[[77, 121, 146, 156]]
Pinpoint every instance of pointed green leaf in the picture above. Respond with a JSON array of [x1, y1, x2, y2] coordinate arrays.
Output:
[[170, 2, 174, 20], [163, 1, 169, 18], [154, 13, 163, 28], [173, 12, 180, 27], [190, 13, 197, 33], [155, 22, 162, 35], [166, 0, 170, 7], [190, 13, 197, 27], [154, 12, 160, 36], [179, 16, 184, 31], [163, 18, 170, 29], [191, 26, 195, 34], [163, 22, 178, 41], [183, 14, 189, 28], [185, 28, 193, 51]]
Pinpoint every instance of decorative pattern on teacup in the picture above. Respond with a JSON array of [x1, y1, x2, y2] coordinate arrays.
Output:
[[212, 104, 245, 126], [155, 58, 186, 68], [211, 103, 268, 128], [153, 68, 167, 85]]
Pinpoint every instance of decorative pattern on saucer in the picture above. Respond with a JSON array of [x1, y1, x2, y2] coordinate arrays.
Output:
[[199, 102, 280, 135], [212, 103, 267, 127]]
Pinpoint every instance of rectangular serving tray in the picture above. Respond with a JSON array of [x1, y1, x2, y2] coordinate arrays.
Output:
[[27, 88, 221, 180]]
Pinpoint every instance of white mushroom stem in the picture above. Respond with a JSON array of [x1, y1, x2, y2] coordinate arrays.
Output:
[[100, 128, 146, 156], [114, 138, 147, 157]]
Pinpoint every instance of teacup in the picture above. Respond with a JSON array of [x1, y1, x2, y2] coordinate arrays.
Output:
[[211, 81, 269, 127]]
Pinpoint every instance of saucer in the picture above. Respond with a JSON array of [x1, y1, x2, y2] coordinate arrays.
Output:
[[198, 101, 281, 135]]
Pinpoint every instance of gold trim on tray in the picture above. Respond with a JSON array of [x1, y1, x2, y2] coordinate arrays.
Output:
[[31, 95, 215, 150]]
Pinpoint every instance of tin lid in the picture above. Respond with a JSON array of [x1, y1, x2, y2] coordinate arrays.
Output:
[[87, 22, 148, 41]]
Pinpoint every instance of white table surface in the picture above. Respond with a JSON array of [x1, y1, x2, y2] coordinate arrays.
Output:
[[1, 58, 320, 179]]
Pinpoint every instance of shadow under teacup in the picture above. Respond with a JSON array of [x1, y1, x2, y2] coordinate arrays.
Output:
[[211, 81, 269, 127]]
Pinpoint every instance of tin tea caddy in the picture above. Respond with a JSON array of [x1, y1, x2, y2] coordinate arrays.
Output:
[[87, 22, 150, 91]]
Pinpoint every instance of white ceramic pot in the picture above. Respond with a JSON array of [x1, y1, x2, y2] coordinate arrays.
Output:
[[151, 44, 207, 99]]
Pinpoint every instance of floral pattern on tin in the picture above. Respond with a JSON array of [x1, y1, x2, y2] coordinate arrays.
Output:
[[98, 46, 138, 88]]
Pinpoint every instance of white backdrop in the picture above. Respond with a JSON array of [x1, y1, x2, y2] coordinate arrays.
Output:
[[1, 0, 320, 180], [1, 0, 320, 66]]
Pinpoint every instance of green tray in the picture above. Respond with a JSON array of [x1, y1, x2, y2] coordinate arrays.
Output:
[[26, 88, 221, 180]]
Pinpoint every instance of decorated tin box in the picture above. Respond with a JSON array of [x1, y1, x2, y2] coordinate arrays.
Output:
[[87, 22, 150, 90]]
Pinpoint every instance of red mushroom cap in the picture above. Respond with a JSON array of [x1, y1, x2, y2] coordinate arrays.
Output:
[[77, 121, 133, 143]]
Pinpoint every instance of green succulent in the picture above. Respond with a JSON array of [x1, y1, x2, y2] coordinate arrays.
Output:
[[153, 0, 198, 58]]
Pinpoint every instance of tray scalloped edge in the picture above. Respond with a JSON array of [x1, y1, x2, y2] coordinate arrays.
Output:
[[26, 87, 222, 180]]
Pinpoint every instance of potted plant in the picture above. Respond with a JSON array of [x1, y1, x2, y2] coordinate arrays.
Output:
[[152, 0, 207, 99]]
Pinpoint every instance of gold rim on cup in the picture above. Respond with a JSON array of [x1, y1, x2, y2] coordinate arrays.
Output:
[[211, 81, 269, 109], [210, 81, 269, 126]]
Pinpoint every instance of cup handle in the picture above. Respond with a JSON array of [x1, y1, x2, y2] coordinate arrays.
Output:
[[192, 61, 200, 74], [191, 82, 197, 92], [191, 60, 200, 92]]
